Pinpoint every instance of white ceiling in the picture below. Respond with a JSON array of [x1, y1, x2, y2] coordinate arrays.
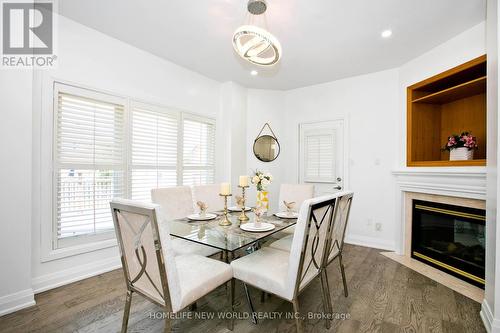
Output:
[[58, 0, 485, 90]]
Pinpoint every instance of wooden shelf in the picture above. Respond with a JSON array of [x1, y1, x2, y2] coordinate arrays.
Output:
[[407, 55, 487, 167], [407, 159, 486, 167], [412, 76, 486, 104]]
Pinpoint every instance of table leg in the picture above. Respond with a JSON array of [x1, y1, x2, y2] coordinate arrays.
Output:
[[243, 282, 258, 325]]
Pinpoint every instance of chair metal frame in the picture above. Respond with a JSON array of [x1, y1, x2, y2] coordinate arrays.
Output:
[[323, 192, 354, 309], [110, 201, 234, 333], [236, 197, 338, 333]]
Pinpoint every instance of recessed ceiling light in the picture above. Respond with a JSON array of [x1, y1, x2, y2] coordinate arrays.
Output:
[[251, 70, 258, 76], [381, 29, 392, 38]]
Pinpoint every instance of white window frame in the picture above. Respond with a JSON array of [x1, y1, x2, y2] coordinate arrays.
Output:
[[53, 83, 127, 250], [180, 112, 216, 186], [38, 77, 217, 262]]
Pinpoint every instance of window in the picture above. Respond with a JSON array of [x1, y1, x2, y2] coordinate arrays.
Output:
[[130, 102, 178, 201], [54, 84, 126, 246], [53, 84, 216, 248], [182, 115, 216, 186], [303, 129, 336, 182]]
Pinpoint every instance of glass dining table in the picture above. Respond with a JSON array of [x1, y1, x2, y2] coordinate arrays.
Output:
[[168, 210, 296, 255], [167, 210, 297, 323]]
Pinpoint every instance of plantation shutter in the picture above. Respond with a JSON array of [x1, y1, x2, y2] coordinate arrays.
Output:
[[303, 129, 336, 182], [55, 86, 125, 240], [130, 103, 178, 201], [182, 116, 216, 185]]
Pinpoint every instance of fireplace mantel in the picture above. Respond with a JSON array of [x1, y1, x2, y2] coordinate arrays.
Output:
[[392, 167, 487, 200]]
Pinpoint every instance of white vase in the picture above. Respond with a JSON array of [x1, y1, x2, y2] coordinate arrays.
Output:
[[449, 147, 474, 161]]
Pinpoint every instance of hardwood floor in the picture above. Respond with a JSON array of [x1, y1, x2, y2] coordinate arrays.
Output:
[[0, 245, 485, 333]]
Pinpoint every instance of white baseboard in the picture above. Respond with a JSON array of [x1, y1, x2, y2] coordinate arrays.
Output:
[[344, 234, 396, 251], [481, 299, 500, 332], [0, 288, 35, 317], [32, 255, 121, 294]]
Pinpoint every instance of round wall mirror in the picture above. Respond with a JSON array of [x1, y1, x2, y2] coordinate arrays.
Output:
[[253, 134, 280, 162]]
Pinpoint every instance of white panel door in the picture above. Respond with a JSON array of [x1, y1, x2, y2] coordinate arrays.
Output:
[[299, 120, 345, 196]]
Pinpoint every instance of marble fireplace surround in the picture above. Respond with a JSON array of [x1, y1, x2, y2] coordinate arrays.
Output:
[[387, 168, 487, 302]]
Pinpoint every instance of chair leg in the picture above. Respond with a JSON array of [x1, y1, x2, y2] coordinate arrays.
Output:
[[260, 291, 266, 303], [121, 290, 133, 333], [163, 313, 172, 333], [227, 278, 235, 331], [339, 253, 348, 297], [189, 302, 197, 311], [243, 283, 258, 324], [319, 271, 331, 329], [292, 298, 303, 333]]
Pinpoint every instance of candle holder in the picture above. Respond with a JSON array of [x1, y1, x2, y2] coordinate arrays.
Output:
[[219, 193, 232, 226], [238, 185, 250, 222]]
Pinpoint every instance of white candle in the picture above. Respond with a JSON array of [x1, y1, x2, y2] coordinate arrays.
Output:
[[220, 182, 231, 195], [239, 175, 249, 187]]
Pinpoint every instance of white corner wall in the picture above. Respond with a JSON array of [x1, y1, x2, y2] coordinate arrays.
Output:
[[0, 69, 35, 315], [281, 69, 400, 250], [483, 0, 500, 331]]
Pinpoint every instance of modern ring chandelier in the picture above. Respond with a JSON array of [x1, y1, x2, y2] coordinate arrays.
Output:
[[232, 0, 282, 66]]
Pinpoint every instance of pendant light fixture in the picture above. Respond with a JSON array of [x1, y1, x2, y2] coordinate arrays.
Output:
[[232, 0, 282, 66]]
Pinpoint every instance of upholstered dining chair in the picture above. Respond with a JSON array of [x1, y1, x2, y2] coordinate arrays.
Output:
[[268, 191, 354, 306], [110, 199, 234, 333], [278, 183, 315, 212], [151, 186, 219, 257], [230, 195, 338, 332], [192, 184, 225, 212], [277, 184, 314, 235]]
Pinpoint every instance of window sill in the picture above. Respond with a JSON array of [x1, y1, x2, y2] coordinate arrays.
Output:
[[41, 236, 118, 263]]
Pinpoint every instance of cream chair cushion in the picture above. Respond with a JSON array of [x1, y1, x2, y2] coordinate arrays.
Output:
[[171, 238, 220, 257], [278, 184, 314, 235], [174, 254, 232, 311], [278, 184, 315, 212], [152, 186, 219, 257], [231, 247, 290, 299], [157, 213, 232, 313], [268, 234, 293, 252], [192, 184, 225, 212], [151, 186, 195, 220]]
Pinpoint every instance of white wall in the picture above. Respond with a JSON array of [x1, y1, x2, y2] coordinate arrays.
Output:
[[30, 15, 224, 292], [246, 89, 286, 211], [483, 0, 500, 331], [0, 69, 35, 315], [282, 69, 400, 250]]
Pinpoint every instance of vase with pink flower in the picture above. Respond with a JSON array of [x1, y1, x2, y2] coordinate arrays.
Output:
[[443, 131, 478, 161]]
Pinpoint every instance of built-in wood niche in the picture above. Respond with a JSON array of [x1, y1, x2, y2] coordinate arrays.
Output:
[[407, 55, 486, 167]]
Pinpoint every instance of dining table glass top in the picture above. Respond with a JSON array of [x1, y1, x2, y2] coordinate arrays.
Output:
[[166, 211, 297, 252]]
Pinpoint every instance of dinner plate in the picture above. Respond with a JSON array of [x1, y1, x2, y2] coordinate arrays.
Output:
[[274, 212, 299, 219], [240, 222, 276, 232], [228, 206, 251, 212], [187, 213, 217, 221]]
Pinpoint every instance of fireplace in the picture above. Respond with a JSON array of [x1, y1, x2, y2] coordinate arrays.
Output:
[[411, 200, 485, 288]]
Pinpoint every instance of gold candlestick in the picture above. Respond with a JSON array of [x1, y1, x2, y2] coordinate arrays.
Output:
[[219, 193, 232, 226], [238, 185, 250, 221]]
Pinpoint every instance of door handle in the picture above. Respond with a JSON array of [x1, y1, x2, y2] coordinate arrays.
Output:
[[333, 186, 342, 190]]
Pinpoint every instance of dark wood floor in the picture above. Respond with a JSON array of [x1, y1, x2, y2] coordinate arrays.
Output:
[[0, 245, 485, 333]]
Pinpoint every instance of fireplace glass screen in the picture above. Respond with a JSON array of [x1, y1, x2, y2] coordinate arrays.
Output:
[[411, 200, 485, 288]]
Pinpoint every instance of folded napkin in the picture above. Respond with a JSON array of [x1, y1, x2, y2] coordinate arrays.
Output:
[[196, 201, 208, 213], [235, 195, 245, 208], [283, 201, 296, 211]]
